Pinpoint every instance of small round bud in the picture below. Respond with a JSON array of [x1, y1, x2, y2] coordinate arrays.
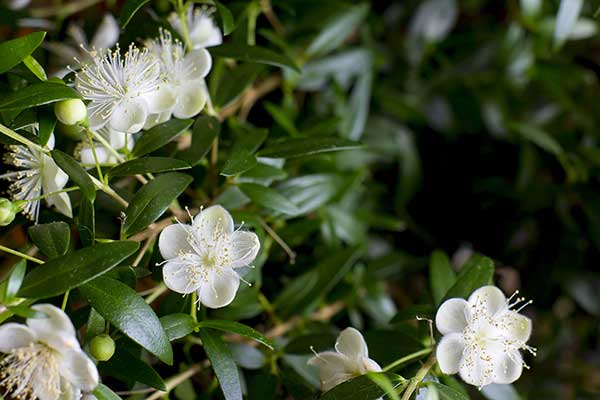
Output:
[[54, 99, 87, 125], [0, 198, 17, 226], [90, 334, 116, 361]]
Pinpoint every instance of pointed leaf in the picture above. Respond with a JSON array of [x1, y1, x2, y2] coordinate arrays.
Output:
[[132, 118, 193, 157], [197, 320, 274, 349], [238, 183, 299, 215], [209, 43, 300, 72], [120, 0, 152, 27], [107, 157, 190, 179], [198, 328, 243, 400], [28, 221, 70, 259], [0, 31, 45, 74], [51, 149, 96, 202], [0, 82, 80, 111], [258, 137, 361, 158], [443, 255, 495, 300]]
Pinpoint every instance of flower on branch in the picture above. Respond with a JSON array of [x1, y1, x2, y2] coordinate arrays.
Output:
[[435, 285, 536, 388], [168, 5, 223, 50]]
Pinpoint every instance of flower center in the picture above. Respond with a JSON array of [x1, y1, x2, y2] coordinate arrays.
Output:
[[0, 342, 61, 400]]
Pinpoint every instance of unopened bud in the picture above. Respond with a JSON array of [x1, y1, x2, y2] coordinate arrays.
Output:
[[89, 334, 116, 361], [0, 198, 18, 226], [54, 99, 87, 126]]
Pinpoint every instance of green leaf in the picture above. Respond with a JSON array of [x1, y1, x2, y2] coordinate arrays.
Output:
[[0, 31, 45, 74], [197, 320, 274, 350], [429, 250, 456, 306], [80, 276, 173, 364], [28, 221, 70, 258], [22, 55, 47, 81], [18, 241, 139, 299], [264, 102, 298, 136], [320, 372, 406, 400], [443, 255, 495, 300], [209, 43, 300, 72], [179, 115, 221, 166], [107, 157, 190, 179], [389, 304, 434, 324], [258, 137, 361, 158], [93, 384, 123, 400], [160, 313, 196, 341], [238, 183, 300, 215], [0, 82, 80, 111], [77, 198, 95, 247], [85, 308, 105, 343], [37, 106, 56, 146], [51, 149, 96, 202], [119, 0, 151, 27], [307, 4, 370, 57], [3, 260, 26, 301], [123, 172, 193, 236], [512, 123, 563, 156], [430, 382, 469, 400], [284, 332, 337, 354], [215, 1, 235, 35], [101, 347, 166, 390], [7, 305, 47, 319], [367, 373, 401, 400], [222, 127, 268, 176], [214, 63, 264, 108], [198, 329, 243, 400], [132, 118, 193, 157]]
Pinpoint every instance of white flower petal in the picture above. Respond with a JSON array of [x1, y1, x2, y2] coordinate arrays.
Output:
[[107, 129, 132, 150], [143, 111, 172, 130], [45, 192, 73, 219], [145, 84, 177, 114], [435, 298, 469, 335], [87, 104, 109, 131], [193, 205, 235, 238], [198, 269, 240, 308], [159, 224, 195, 260], [163, 259, 202, 294], [172, 81, 207, 119], [229, 231, 260, 268], [42, 155, 69, 191], [80, 145, 109, 165], [335, 327, 368, 360], [183, 49, 212, 80], [497, 310, 532, 343], [308, 351, 354, 392], [189, 16, 223, 48], [90, 14, 119, 50], [109, 97, 149, 134], [492, 350, 523, 384], [27, 304, 79, 350], [59, 348, 99, 391], [0, 323, 36, 352], [459, 347, 494, 388], [436, 332, 464, 374], [32, 366, 61, 400], [362, 357, 382, 373], [468, 286, 507, 317]]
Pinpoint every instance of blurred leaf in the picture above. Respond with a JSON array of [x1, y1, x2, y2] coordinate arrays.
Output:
[[197, 319, 274, 349], [119, 0, 151, 27], [368, 373, 401, 400], [0, 82, 80, 111], [229, 342, 265, 369], [258, 137, 361, 158], [239, 182, 300, 215], [567, 276, 600, 316], [214, 63, 264, 107], [22, 55, 46, 81], [180, 115, 221, 166], [51, 149, 96, 202], [123, 172, 193, 236], [390, 304, 434, 324], [107, 157, 190, 179], [554, 0, 583, 48], [2, 260, 26, 301], [198, 329, 243, 400], [222, 127, 268, 176], [28, 221, 70, 259], [6, 305, 47, 319], [215, 1, 235, 35], [284, 332, 337, 354], [278, 174, 345, 215], [481, 383, 520, 400], [132, 119, 193, 157], [430, 382, 469, 400], [341, 71, 371, 140], [512, 123, 563, 156], [18, 241, 139, 299], [80, 276, 173, 364], [264, 102, 298, 136], [320, 372, 406, 400], [0, 31, 45, 74], [160, 313, 196, 341], [443, 255, 495, 300], [429, 250, 456, 306], [209, 43, 300, 72], [93, 384, 123, 400], [101, 347, 166, 390]]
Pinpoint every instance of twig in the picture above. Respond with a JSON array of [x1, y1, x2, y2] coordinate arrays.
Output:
[[0, 245, 44, 264], [219, 75, 282, 121], [146, 363, 203, 400], [132, 235, 155, 267], [265, 300, 345, 339], [400, 354, 437, 400], [260, 219, 296, 264], [260, 0, 285, 35]]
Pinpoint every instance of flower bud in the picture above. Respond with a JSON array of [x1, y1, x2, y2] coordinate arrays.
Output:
[[89, 334, 116, 361], [54, 99, 87, 126], [0, 198, 18, 226]]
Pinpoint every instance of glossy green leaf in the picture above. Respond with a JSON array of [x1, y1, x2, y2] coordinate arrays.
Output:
[[132, 118, 193, 157], [28, 221, 70, 259], [18, 241, 139, 299], [443, 255, 495, 300], [179, 115, 221, 166], [119, 0, 151, 27], [123, 172, 193, 236], [430, 382, 469, 400], [258, 137, 361, 158], [0, 31, 45, 74], [222, 127, 268, 176], [23, 55, 46, 81], [209, 43, 300, 72], [197, 319, 274, 350], [367, 373, 401, 400], [101, 347, 166, 390], [7, 305, 47, 319], [429, 250, 456, 306], [0, 82, 80, 111], [77, 198, 95, 247], [107, 157, 190, 179], [37, 106, 55, 146], [238, 183, 300, 215], [80, 276, 173, 364], [160, 313, 196, 341], [3, 260, 26, 301], [320, 372, 406, 400], [215, 1, 235, 35], [51, 149, 96, 202], [198, 329, 243, 400], [93, 384, 123, 400]]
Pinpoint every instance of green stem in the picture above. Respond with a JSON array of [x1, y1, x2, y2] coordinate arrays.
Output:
[[383, 347, 433, 372], [61, 290, 70, 311], [85, 129, 105, 183], [89, 130, 125, 163], [25, 186, 80, 202], [177, 0, 193, 49], [145, 283, 168, 304], [0, 124, 48, 154], [0, 245, 44, 264], [90, 175, 129, 207], [400, 354, 437, 400], [190, 291, 198, 323]]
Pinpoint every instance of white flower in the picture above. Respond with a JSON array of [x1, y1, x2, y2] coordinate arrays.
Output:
[[308, 327, 382, 392], [168, 5, 223, 50], [145, 29, 212, 126], [74, 43, 165, 134], [158, 205, 260, 309], [0, 304, 99, 400], [435, 285, 536, 388], [79, 127, 134, 165], [0, 133, 72, 221]]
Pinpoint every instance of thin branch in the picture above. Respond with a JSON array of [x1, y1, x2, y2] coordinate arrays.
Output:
[[146, 363, 203, 400], [260, 219, 296, 264]]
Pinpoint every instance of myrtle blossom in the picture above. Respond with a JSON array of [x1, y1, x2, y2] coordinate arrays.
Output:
[[158, 205, 260, 309], [79, 126, 134, 165], [1, 133, 71, 221], [144, 29, 212, 128], [308, 327, 382, 392], [435, 285, 536, 388], [0, 304, 99, 400], [168, 5, 223, 50], [74, 43, 168, 134]]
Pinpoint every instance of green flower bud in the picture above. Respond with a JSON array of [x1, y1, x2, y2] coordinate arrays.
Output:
[[89, 334, 116, 361], [0, 198, 17, 226], [54, 99, 87, 126]]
